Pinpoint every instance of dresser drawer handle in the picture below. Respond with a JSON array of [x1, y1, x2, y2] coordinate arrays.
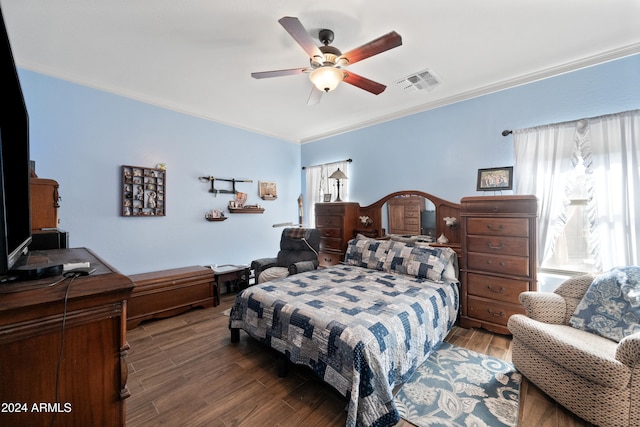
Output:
[[487, 309, 505, 317], [487, 224, 503, 231], [323, 257, 333, 263], [487, 285, 506, 294], [491, 206, 499, 212], [486, 243, 505, 250]]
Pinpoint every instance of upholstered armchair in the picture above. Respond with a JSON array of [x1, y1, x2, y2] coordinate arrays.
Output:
[[251, 228, 320, 283], [507, 271, 640, 427]]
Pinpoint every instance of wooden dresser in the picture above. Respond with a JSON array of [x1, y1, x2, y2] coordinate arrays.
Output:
[[30, 177, 60, 230], [315, 202, 359, 267], [0, 248, 133, 427], [387, 195, 426, 235], [460, 196, 537, 334]]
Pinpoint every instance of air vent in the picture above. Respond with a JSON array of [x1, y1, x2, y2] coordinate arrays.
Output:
[[396, 68, 441, 93]]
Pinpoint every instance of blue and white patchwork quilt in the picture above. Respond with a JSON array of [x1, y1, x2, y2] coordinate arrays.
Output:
[[229, 264, 459, 427]]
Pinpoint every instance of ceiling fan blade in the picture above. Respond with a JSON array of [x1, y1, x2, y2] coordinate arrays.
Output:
[[251, 67, 309, 79], [340, 31, 402, 65], [278, 16, 323, 59], [307, 85, 323, 105], [343, 71, 387, 95]]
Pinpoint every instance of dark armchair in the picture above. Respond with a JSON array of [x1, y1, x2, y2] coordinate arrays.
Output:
[[251, 228, 320, 283]]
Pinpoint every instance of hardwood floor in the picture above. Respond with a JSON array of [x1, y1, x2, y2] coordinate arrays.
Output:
[[125, 294, 593, 427]]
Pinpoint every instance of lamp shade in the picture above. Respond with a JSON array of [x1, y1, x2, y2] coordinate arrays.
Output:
[[310, 66, 344, 92], [329, 168, 348, 180]]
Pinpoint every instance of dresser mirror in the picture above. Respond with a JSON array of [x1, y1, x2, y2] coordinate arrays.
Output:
[[381, 196, 436, 239], [358, 190, 461, 245]]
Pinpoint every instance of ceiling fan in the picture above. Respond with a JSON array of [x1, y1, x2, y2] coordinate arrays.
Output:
[[251, 16, 402, 105]]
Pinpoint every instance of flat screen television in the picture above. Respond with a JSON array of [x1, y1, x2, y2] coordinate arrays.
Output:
[[0, 7, 32, 278]]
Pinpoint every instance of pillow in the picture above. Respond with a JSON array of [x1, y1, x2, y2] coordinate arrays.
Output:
[[569, 266, 640, 342], [344, 237, 392, 271], [383, 241, 452, 282]]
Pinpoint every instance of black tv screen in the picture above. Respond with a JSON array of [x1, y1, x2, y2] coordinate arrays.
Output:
[[0, 7, 32, 277]]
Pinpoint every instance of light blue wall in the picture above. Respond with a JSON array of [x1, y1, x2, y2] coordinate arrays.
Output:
[[21, 71, 301, 275], [301, 54, 640, 206], [20, 54, 640, 275]]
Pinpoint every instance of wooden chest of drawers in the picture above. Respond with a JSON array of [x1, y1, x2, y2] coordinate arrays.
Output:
[[315, 202, 359, 267], [460, 195, 537, 334]]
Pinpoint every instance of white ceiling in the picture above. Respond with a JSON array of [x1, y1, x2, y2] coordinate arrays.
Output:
[[2, 0, 639, 143]]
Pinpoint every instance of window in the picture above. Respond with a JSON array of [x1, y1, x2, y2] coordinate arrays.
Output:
[[540, 157, 597, 274], [514, 110, 640, 273]]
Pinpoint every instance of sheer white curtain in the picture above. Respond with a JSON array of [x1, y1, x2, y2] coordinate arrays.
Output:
[[514, 124, 577, 265], [514, 109, 640, 271], [588, 110, 640, 269], [304, 161, 350, 227]]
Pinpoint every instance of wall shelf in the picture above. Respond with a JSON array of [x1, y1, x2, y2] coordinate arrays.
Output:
[[122, 165, 165, 216], [228, 207, 264, 214]]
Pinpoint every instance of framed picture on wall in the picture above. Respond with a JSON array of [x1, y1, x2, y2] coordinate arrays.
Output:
[[259, 181, 278, 200], [477, 166, 513, 191]]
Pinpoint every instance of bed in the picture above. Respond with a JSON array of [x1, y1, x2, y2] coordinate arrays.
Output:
[[229, 231, 460, 427]]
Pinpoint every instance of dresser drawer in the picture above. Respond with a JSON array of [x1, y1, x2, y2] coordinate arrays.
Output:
[[462, 198, 536, 214], [467, 252, 529, 276], [316, 215, 344, 228], [466, 235, 529, 257], [467, 296, 525, 325], [405, 216, 420, 226], [315, 204, 345, 215], [466, 273, 529, 304], [320, 237, 343, 252], [318, 251, 342, 267], [405, 204, 421, 213], [467, 218, 529, 237], [318, 227, 342, 238]]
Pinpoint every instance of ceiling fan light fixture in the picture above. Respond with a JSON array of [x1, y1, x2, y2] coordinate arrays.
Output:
[[310, 66, 344, 92]]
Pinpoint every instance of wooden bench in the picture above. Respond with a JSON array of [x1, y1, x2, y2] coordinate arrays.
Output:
[[127, 265, 216, 329]]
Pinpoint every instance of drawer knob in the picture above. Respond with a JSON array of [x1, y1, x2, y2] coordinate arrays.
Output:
[[491, 206, 499, 212], [487, 224, 503, 231], [487, 285, 506, 294], [487, 242, 505, 250], [487, 309, 505, 318], [323, 257, 333, 262]]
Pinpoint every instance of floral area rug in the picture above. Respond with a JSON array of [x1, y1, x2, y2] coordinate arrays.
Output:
[[394, 342, 521, 427]]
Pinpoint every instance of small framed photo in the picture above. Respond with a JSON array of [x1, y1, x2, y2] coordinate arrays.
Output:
[[477, 166, 513, 191], [323, 194, 332, 202], [259, 181, 277, 200]]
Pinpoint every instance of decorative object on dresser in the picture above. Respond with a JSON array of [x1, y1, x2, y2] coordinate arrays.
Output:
[[0, 248, 133, 427], [476, 166, 514, 191], [127, 265, 216, 330], [460, 195, 537, 334], [121, 165, 165, 216], [30, 177, 60, 229], [315, 202, 359, 267], [328, 168, 348, 202]]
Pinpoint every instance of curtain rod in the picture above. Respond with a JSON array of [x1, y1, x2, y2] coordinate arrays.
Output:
[[502, 109, 640, 137], [301, 158, 352, 170]]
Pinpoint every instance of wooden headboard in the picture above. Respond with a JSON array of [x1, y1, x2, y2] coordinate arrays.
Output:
[[357, 190, 462, 245]]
